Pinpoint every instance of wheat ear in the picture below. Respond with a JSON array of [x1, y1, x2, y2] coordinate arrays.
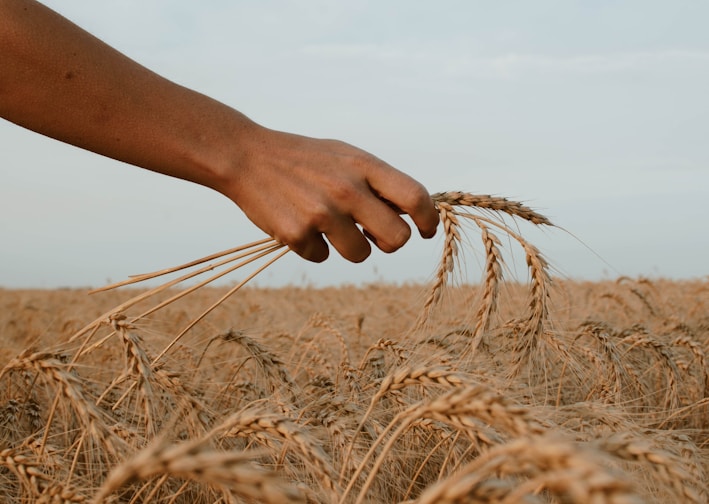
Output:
[[419, 200, 461, 326], [412, 435, 642, 504], [420, 192, 553, 334], [215, 408, 340, 499], [91, 436, 306, 504], [342, 385, 542, 504]]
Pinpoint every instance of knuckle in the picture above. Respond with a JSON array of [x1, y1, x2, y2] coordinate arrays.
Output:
[[274, 207, 333, 263], [304, 202, 332, 232], [273, 218, 309, 249], [378, 223, 411, 253], [402, 187, 438, 237], [404, 183, 431, 210], [275, 227, 304, 251], [328, 178, 359, 205], [278, 228, 329, 263]]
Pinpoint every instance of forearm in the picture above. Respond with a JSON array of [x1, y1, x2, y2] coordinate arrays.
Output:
[[0, 0, 251, 192], [1, 0, 438, 263]]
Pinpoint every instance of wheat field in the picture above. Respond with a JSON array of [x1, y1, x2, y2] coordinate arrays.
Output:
[[1, 193, 707, 503]]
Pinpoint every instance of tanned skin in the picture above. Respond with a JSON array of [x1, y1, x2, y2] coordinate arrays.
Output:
[[0, 0, 438, 263]]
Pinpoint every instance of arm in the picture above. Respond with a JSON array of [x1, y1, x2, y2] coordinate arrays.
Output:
[[0, 0, 438, 262]]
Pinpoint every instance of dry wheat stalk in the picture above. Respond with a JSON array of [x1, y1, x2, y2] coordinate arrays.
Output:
[[1, 447, 48, 501], [371, 365, 469, 399], [343, 385, 544, 504], [38, 484, 87, 503], [418, 192, 553, 329], [432, 192, 553, 225], [152, 246, 290, 364], [285, 314, 353, 387], [599, 433, 706, 503], [497, 229, 552, 373], [420, 200, 461, 324], [92, 434, 306, 504], [358, 338, 410, 370], [1, 441, 87, 503], [468, 222, 503, 355], [69, 239, 287, 360], [416, 192, 556, 373], [215, 408, 340, 499], [310, 314, 352, 372], [411, 435, 643, 504], [621, 330, 682, 413], [671, 333, 708, 401], [342, 365, 471, 483], [0, 350, 123, 463], [102, 238, 280, 290], [577, 322, 633, 404], [628, 287, 659, 317], [218, 329, 298, 406], [95, 316, 161, 437]]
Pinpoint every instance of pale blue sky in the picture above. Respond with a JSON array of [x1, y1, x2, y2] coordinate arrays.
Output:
[[1, 1, 708, 288]]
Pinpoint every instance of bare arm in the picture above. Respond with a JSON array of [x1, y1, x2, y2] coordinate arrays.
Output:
[[0, 0, 438, 262]]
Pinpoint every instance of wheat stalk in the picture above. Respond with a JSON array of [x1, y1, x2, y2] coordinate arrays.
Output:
[[431, 192, 553, 225], [412, 435, 643, 504], [621, 329, 682, 413], [69, 239, 287, 351], [91, 435, 306, 503], [215, 408, 340, 499], [468, 222, 503, 354], [341, 365, 471, 483], [0, 350, 123, 461], [600, 433, 706, 503], [342, 385, 543, 504], [416, 193, 555, 366]]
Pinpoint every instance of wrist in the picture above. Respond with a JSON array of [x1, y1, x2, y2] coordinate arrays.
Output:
[[180, 105, 265, 202]]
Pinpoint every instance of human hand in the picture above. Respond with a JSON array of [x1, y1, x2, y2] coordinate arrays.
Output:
[[0, 0, 437, 263], [219, 126, 439, 263]]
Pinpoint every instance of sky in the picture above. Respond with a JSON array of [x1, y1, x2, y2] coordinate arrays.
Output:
[[1, 1, 708, 289]]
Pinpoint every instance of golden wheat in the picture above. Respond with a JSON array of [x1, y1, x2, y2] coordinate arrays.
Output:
[[0, 192, 707, 503]]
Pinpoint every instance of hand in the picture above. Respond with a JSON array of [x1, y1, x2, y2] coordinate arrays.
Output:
[[0, 0, 438, 264], [219, 127, 439, 263]]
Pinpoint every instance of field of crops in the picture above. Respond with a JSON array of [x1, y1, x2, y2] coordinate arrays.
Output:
[[1, 194, 707, 503]]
